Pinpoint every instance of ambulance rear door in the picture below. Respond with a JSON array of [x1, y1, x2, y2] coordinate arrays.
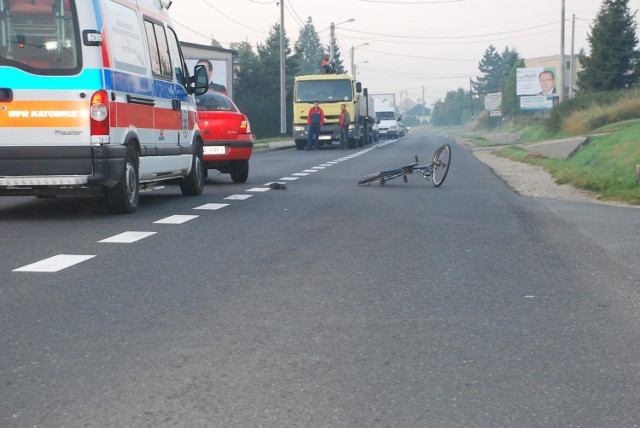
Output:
[[0, 0, 101, 178]]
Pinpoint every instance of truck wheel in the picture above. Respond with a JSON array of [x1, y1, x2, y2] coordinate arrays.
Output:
[[180, 144, 205, 196], [348, 138, 356, 149], [230, 160, 249, 183], [295, 140, 306, 150], [105, 144, 139, 214]]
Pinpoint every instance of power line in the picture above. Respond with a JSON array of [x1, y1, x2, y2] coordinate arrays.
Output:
[[358, 0, 467, 3], [198, 0, 269, 35], [338, 20, 560, 41], [284, 1, 305, 29]]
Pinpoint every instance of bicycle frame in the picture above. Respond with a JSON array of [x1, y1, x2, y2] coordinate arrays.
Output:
[[357, 144, 451, 187], [375, 159, 434, 184]]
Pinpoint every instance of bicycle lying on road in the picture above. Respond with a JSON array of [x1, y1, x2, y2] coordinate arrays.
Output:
[[357, 144, 452, 187]]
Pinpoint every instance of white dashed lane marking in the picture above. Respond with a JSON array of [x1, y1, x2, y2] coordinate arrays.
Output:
[[13, 254, 96, 273], [225, 194, 253, 200], [11, 143, 395, 273], [99, 231, 157, 243], [194, 203, 229, 210], [154, 215, 199, 224]]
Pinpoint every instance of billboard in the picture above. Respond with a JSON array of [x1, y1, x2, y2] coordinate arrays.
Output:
[[517, 67, 558, 110], [186, 58, 228, 95], [517, 67, 557, 96], [484, 92, 502, 116]]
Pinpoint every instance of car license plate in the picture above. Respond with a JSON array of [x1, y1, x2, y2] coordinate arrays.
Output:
[[203, 146, 226, 155], [319, 135, 331, 140]]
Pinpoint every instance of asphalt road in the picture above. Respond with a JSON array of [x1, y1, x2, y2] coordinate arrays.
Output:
[[1, 134, 639, 427]]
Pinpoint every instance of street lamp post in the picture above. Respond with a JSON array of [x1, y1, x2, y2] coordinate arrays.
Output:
[[353, 60, 368, 77], [350, 42, 369, 76], [329, 18, 355, 63]]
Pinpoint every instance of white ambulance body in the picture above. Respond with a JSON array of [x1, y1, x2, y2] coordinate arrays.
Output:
[[0, 0, 208, 213]]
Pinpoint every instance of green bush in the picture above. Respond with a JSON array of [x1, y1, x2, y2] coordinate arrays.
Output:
[[545, 90, 628, 132]]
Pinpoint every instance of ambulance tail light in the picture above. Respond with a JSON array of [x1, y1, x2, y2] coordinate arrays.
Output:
[[90, 90, 109, 138]]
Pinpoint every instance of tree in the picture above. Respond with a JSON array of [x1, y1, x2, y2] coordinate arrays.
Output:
[[579, 0, 638, 91], [294, 17, 325, 75], [431, 88, 473, 126], [234, 23, 299, 138], [502, 58, 525, 118], [473, 45, 519, 96], [473, 45, 502, 95]]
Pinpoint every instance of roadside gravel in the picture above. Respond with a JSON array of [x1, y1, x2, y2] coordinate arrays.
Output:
[[473, 150, 634, 207]]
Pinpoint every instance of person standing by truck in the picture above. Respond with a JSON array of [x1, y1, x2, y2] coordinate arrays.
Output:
[[339, 104, 350, 150], [306, 101, 325, 151]]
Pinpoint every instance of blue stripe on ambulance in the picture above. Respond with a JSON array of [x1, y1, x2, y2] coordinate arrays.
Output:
[[0, 68, 103, 90]]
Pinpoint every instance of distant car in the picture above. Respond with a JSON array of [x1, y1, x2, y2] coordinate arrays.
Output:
[[196, 91, 254, 183], [398, 120, 406, 137]]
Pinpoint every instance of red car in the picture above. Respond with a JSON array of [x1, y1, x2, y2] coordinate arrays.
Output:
[[196, 91, 253, 183]]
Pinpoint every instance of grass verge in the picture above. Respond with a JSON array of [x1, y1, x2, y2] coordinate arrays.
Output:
[[495, 119, 640, 205]]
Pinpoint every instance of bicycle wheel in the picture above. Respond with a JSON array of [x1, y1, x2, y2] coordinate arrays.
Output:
[[431, 144, 451, 187], [358, 170, 400, 185]]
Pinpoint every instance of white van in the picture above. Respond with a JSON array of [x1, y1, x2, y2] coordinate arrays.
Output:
[[0, 0, 209, 213], [375, 107, 401, 139]]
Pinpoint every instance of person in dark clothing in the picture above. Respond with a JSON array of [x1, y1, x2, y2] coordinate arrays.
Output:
[[197, 59, 228, 94], [306, 101, 325, 151], [339, 104, 350, 150]]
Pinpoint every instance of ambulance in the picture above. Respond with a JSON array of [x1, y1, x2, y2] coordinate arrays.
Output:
[[0, 0, 209, 213]]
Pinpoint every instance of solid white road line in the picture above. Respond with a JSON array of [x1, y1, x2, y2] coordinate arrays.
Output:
[[246, 188, 270, 192], [14, 254, 96, 273]]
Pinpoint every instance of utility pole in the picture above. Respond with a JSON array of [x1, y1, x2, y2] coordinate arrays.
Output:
[[329, 22, 335, 63], [559, 0, 565, 102], [569, 13, 575, 98], [279, 0, 286, 134], [469, 78, 474, 118]]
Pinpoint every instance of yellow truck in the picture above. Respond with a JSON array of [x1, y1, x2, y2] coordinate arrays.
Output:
[[292, 74, 374, 150]]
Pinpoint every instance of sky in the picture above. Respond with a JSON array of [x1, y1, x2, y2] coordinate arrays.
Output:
[[167, 0, 640, 107]]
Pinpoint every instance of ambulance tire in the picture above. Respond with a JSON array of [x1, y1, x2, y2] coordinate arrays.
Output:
[[180, 144, 205, 196], [105, 144, 140, 214]]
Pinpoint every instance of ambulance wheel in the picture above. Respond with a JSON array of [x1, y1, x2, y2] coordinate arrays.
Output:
[[105, 144, 139, 214], [181, 144, 205, 196]]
